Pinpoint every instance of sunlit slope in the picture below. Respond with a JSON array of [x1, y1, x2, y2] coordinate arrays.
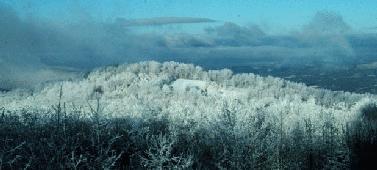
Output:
[[1, 61, 375, 132]]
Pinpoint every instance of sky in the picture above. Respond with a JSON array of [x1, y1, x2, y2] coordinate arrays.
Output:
[[2, 0, 377, 33], [1, 0, 377, 89]]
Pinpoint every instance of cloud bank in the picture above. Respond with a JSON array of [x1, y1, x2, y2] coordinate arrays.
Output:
[[0, 3, 376, 90], [117, 17, 216, 26]]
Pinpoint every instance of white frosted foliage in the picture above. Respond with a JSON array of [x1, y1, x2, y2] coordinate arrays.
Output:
[[0, 61, 375, 133]]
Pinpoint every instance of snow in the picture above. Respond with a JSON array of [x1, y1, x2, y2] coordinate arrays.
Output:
[[171, 79, 208, 93], [0, 61, 376, 133]]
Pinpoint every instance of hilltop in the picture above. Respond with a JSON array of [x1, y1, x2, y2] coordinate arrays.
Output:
[[1, 61, 375, 131]]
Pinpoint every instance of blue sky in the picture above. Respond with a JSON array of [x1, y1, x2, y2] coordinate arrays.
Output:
[[2, 0, 377, 33], [1, 0, 377, 89]]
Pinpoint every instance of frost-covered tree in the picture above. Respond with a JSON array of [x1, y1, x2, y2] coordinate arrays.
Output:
[[0, 61, 376, 169]]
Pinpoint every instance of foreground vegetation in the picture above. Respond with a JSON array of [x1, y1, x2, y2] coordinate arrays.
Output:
[[1, 102, 376, 169]]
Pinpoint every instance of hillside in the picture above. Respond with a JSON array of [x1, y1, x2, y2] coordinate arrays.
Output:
[[1, 61, 375, 132], [1, 61, 377, 169]]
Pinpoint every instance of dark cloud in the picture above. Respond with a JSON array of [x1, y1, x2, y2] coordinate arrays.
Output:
[[205, 22, 266, 46], [116, 17, 216, 26], [1, 4, 376, 90], [303, 11, 351, 35], [153, 12, 359, 66], [297, 11, 354, 60]]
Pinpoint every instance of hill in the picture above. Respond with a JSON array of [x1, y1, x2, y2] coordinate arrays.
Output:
[[1, 61, 376, 169], [1, 61, 375, 129]]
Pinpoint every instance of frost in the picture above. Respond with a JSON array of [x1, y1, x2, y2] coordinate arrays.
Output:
[[171, 79, 208, 93], [0, 61, 375, 133]]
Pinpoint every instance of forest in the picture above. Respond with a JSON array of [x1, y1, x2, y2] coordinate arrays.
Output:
[[1, 61, 376, 169]]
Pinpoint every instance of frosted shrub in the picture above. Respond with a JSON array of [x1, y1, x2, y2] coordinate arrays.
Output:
[[141, 134, 193, 169], [360, 102, 377, 121]]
